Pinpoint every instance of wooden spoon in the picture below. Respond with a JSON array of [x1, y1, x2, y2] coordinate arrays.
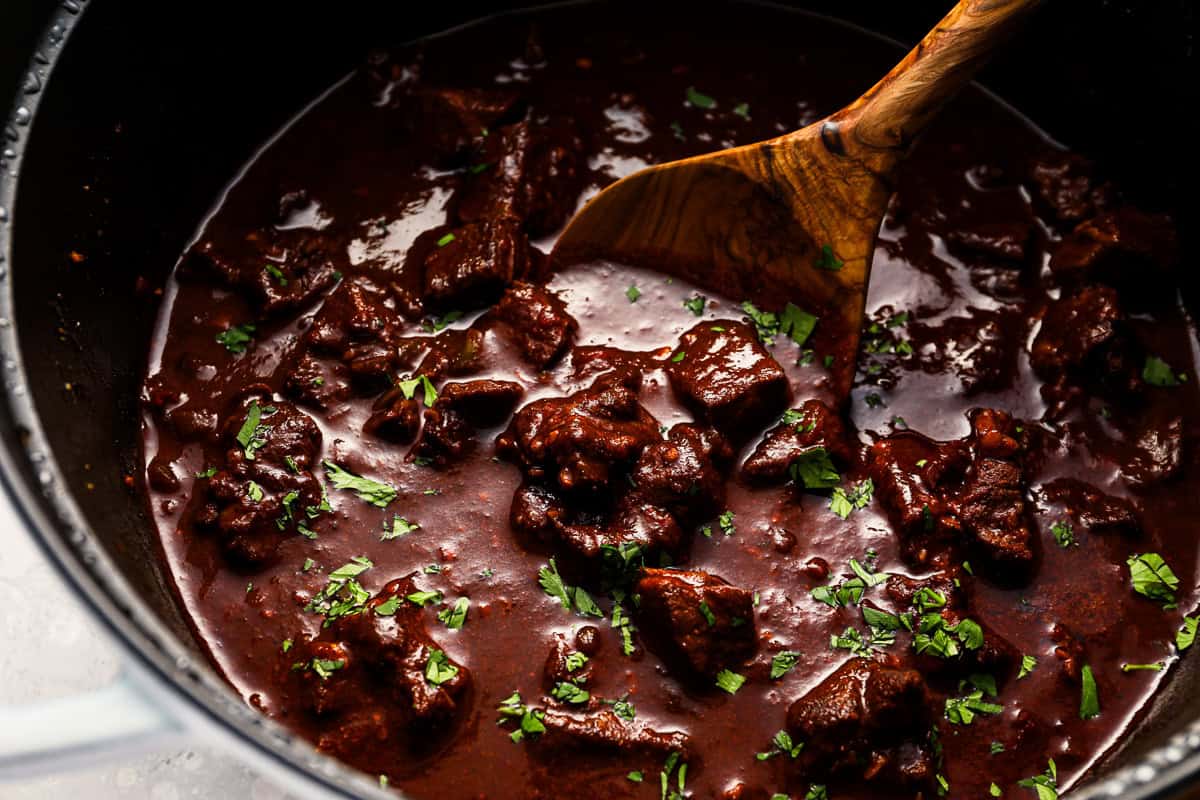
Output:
[[551, 0, 1041, 399]]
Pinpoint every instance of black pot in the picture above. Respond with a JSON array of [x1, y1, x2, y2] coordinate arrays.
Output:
[[0, 1, 1196, 797]]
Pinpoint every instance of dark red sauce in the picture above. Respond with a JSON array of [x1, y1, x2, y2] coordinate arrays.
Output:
[[140, 5, 1200, 799]]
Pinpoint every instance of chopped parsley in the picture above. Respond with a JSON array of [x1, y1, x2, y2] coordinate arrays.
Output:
[[1079, 664, 1100, 719], [789, 447, 841, 489], [382, 515, 420, 540], [770, 651, 800, 679], [1127, 552, 1179, 606], [627, 771, 643, 783], [811, 558, 888, 607], [323, 461, 397, 507], [717, 509, 736, 536], [990, 783, 1002, 797], [406, 589, 443, 607], [830, 625, 894, 657], [264, 263, 287, 284], [945, 689, 1003, 725], [195, 467, 217, 479], [398, 374, 438, 406], [424, 649, 459, 685], [550, 681, 590, 704], [741, 300, 818, 347], [830, 479, 873, 519], [538, 558, 603, 617], [295, 657, 345, 680], [732, 102, 750, 119], [1050, 520, 1075, 548], [216, 323, 255, 354], [683, 295, 706, 316], [1178, 616, 1198, 651], [1121, 662, 1164, 672], [756, 729, 803, 760], [990, 741, 1006, 755], [436, 232, 456, 247], [565, 652, 589, 672], [422, 310, 464, 333], [1018, 655, 1038, 679], [611, 597, 638, 656], [813, 244, 843, 271], [698, 601, 717, 627], [373, 593, 402, 616], [805, 788, 828, 800], [304, 556, 374, 625], [670, 350, 686, 363], [246, 481, 264, 502], [1018, 759, 1058, 800], [1143, 355, 1183, 387], [497, 692, 546, 743], [437, 597, 470, 630], [714, 669, 746, 694], [625, 284, 642, 303], [235, 400, 275, 461], [606, 695, 636, 720], [685, 86, 716, 109], [661, 751, 688, 800]]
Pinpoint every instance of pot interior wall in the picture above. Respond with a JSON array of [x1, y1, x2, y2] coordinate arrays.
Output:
[[6, 0, 1196, 785]]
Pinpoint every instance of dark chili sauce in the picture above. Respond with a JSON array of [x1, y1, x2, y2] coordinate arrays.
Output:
[[140, 5, 1200, 799]]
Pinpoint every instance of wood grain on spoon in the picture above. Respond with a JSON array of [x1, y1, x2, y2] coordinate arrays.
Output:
[[552, 0, 1042, 399]]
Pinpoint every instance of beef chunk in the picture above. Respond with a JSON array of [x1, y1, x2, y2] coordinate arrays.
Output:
[[944, 220, 1032, 264], [951, 458, 1035, 567], [195, 397, 324, 566], [453, 117, 586, 236], [632, 424, 731, 521], [421, 218, 535, 309], [510, 484, 683, 560], [183, 226, 339, 317], [410, 86, 523, 164], [414, 379, 524, 465], [636, 568, 756, 676], [495, 281, 577, 368], [306, 277, 404, 354], [498, 369, 660, 493], [281, 574, 470, 768], [785, 658, 934, 787], [666, 320, 789, 436], [1030, 285, 1140, 396], [1122, 414, 1184, 488], [870, 409, 1036, 574], [1049, 208, 1178, 296], [1041, 477, 1141, 536], [539, 709, 691, 758], [283, 350, 352, 411], [418, 327, 487, 380], [868, 432, 971, 565], [363, 387, 421, 443], [742, 400, 854, 483], [1028, 151, 1111, 226]]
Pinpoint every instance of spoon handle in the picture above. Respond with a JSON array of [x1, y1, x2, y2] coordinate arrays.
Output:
[[829, 0, 1042, 171]]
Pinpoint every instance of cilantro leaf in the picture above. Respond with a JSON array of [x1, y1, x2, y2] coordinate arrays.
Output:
[[714, 669, 746, 694], [323, 461, 397, 507], [1127, 552, 1179, 605]]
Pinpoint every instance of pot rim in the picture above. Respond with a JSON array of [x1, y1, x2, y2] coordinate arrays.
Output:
[[0, 2, 1197, 798]]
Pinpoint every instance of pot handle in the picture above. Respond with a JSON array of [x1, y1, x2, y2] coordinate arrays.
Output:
[[0, 668, 181, 779]]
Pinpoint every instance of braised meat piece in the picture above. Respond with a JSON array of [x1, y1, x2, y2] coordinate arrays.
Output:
[[452, 117, 586, 236], [510, 483, 683, 560], [363, 387, 421, 443], [414, 379, 524, 464], [742, 400, 855, 483], [785, 658, 934, 787], [306, 277, 404, 354], [632, 424, 731, 521], [183, 227, 340, 317], [1028, 151, 1111, 226], [282, 574, 470, 767], [418, 327, 487, 380], [1122, 414, 1184, 489], [1041, 477, 1141, 536], [421, 218, 535, 309], [498, 369, 660, 493], [539, 709, 691, 758], [283, 351, 352, 411], [636, 568, 756, 676], [1031, 285, 1141, 398], [194, 396, 325, 566], [495, 281, 577, 368], [870, 409, 1036, 573], [410, 86, 523, 164], [666, 320, 789, 437], [1048, 208, 1178, 295]]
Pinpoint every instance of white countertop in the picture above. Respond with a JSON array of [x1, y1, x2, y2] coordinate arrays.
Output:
[[0, 486, 297, 799]]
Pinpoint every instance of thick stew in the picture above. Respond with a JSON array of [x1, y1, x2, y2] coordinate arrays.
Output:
[[140, 5, 1199, 799]]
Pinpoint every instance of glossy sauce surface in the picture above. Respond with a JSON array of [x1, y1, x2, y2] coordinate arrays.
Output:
[[140, 5, 1200, 798]]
